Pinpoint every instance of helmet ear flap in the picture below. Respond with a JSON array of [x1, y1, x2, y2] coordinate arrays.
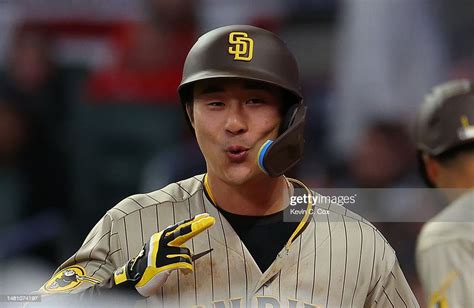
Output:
[[258, 105, 307, 177], [279, 103, 299, 135]]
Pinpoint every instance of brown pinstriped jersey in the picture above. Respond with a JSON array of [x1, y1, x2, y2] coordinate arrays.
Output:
[[416, 191, 474, 308], [39, 174, 419, 307]]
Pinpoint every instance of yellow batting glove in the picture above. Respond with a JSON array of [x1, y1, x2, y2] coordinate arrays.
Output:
[[113, 213, 215, 297]]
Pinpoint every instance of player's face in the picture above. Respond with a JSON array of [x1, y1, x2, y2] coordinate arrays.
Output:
[[190, 78, 283, 185], [429, 150, 474, 188]]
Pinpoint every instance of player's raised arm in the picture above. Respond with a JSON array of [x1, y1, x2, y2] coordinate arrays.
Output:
[[34, 212, 215, 304]]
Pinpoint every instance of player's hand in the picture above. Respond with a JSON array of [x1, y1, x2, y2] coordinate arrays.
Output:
[[113, 213, 215, 297]]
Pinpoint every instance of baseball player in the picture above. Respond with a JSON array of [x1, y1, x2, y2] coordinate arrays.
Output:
[[36, 25, 418, 307], [415, 79, 474, 308]]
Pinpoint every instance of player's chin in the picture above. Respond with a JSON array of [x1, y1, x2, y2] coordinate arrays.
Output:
[[221, 164, 258, 186]]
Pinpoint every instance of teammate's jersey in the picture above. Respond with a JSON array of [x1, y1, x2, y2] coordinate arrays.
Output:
[[416, 191, 474, 308], [39, 174, 418, 307]]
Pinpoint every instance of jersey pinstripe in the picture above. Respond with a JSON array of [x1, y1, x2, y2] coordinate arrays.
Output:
[[39, 174, 418, 307], [416, 191, 474, 308]]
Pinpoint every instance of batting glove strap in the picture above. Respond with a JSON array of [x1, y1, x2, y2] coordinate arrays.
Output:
[[113, 246, 147, 287]]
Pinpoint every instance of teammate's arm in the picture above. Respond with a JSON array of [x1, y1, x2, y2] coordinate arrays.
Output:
[[416, 240, 473, 308]]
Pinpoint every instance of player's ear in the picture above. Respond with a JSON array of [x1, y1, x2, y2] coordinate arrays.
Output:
[[422, 154, 439, 185], [185, 103, 195, 128]]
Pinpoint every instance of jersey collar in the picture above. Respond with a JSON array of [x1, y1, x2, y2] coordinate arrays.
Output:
[[202, 174, 314, 250]]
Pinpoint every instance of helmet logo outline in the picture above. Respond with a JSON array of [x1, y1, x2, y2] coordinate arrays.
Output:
[[460, 115, 470, 128], [458, 115, 474, 140], [228, 32, 254, 61]]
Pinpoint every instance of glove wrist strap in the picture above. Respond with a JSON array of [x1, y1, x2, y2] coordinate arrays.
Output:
[[114, 264, 132, 285], [114, 248, 146, 287]]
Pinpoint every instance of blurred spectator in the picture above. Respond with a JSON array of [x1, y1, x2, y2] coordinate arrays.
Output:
[[329, 119, 428, 304], [330, 120, 418, 189], [0, 2, 20, 66], [86, 0, 197, 103], [440, 0, 474, 65], [330, 0, 447, 161], [7, 29, 53, 93], [0, 98, 29, 228], [449, 59, 474, 81], [0, 27, 68, 264], [0, 100, 29, 167], [348, 120, 418, 188], [441, 0, 474, 81], [1, 27, 68, 140]]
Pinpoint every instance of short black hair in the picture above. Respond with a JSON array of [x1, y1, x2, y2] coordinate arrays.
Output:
[[435, 142, 474, 164]]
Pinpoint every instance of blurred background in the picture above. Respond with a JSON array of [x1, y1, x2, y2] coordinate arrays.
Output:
[[0, 0, 472, 305]]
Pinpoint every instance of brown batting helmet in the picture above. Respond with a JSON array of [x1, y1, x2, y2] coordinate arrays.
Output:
[[178, 25, 302, 103], [415, 79, 474, 156], [177, 25, 306, 177]]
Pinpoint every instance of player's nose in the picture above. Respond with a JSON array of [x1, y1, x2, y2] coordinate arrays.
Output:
[[224, 103, 248, 135]]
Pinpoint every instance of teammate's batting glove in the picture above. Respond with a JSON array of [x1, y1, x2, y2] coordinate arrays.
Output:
[[113, 213, 215, 297]]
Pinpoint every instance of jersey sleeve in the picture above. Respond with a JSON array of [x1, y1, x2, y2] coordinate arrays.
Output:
[[37, 212, 125, 295], [416, 240, 474, 308], [366, 259, 420, 308]]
